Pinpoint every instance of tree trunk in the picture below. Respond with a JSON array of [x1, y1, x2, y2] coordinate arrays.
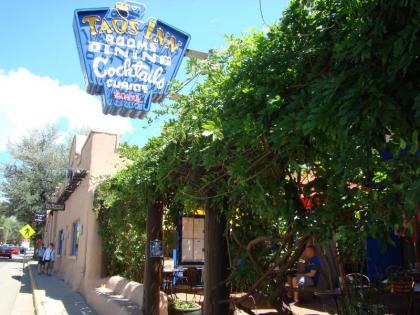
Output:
[[204, 199, 230, 315], [143, 198, 164, 315], [334, 237, 346, 290]]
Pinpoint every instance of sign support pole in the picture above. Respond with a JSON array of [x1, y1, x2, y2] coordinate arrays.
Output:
[[143, 197, 164, 315], [204, 197, 230, 315]]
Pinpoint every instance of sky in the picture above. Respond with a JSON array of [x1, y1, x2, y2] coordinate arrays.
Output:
[[0, 0, 290, 164]]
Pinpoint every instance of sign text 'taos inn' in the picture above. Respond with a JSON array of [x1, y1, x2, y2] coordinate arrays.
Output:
[[73, 1, 190, 118]]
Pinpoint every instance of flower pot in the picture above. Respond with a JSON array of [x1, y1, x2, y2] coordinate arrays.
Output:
[[169, 306, 202, 315]]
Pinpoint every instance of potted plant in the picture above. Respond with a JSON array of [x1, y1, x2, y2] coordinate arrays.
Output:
[[168, 298, 202, 315]]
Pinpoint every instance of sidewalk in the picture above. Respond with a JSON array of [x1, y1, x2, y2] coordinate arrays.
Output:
[[9, 257, 34, 315], [28, 261, 97, 315]]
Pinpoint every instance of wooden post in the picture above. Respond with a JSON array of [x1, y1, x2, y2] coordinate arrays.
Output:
[[334, 239, 346, 291], [143, 198, 164, 315], [204, 198, 230, 315]]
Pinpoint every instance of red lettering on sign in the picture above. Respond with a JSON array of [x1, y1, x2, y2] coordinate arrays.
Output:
[[113, 92, 143, 104]]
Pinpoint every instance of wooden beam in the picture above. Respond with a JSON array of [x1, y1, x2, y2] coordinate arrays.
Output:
[[185, 49, 208, 60], [168, 93, 182, 101]]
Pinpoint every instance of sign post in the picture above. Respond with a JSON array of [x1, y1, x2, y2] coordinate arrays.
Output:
[[73, 3, 191, 314], [19, 224, 35, 267]]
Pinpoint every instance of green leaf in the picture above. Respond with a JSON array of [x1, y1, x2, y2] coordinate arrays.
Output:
[[410, 130, 418, 154]]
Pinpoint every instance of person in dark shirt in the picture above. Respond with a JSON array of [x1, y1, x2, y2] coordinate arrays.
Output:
[[36, 242, 47, 274], [288, 245, 321, 303]]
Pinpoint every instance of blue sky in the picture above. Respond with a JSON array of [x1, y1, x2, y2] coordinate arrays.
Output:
[[0, 0, 289, 164]]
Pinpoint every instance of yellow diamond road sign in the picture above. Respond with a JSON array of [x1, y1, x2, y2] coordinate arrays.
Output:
[[19, 224, 35, 239]]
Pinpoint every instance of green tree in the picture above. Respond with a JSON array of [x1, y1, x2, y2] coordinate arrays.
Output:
[[1, 125, 69, 223], [0, 215, 23, 244]]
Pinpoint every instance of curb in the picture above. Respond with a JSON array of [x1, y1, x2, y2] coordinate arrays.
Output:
[[27, 262, 46, 315]]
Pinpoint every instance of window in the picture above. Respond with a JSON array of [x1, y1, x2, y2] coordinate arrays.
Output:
[[58, 230, 64, 255], [71, 220, 81, 256], [180, 216, 204, 263]]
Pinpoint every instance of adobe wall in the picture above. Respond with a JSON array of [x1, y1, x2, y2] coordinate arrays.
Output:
[[45, 131, 123, 294]]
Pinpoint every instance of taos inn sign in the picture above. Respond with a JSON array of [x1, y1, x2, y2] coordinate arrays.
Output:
[[74, 1, 190, 118]]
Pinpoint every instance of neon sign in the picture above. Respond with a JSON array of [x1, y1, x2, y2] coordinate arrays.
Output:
[[73, 2, 190, 118]]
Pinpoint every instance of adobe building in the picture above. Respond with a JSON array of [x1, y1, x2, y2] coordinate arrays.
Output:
[[44, 130, 123, 294]]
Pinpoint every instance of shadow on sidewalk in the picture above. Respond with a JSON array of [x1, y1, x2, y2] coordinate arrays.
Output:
[[13, 273, 32, 293], [30, 263, 97, 315], [10, 263, 32, 295]]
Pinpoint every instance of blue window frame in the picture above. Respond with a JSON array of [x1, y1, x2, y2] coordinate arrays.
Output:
[[58, 230, 64, 255], [71, 220, 81, 256]]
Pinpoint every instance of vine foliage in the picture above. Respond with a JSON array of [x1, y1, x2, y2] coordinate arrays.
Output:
[[94, 0, 419, 312]]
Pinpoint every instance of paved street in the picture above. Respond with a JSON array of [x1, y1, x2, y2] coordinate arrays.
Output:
[[0, 256, 97, 315], [0, 254, 34, 315]]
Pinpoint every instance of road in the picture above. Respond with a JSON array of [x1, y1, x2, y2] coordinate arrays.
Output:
[[0, 253, 35, 315]]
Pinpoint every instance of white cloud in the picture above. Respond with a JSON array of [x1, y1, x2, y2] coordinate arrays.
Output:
[[0, 67, 133, 151]]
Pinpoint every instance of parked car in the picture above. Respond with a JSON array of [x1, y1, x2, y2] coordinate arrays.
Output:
[[0, 245, 12, 259], [11, 246, 20, 255]]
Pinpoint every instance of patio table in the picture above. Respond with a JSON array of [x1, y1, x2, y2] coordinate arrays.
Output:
[[162, 267, 186, 293]]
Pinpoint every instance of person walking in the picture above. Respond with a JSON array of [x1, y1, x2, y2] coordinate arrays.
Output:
[[36, 242, 47, 274], [43, 243, 55, 276]]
